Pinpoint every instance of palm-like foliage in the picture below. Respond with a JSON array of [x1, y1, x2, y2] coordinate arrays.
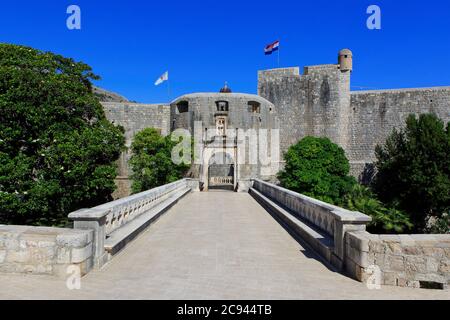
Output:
[[345, 184, 413, 233]]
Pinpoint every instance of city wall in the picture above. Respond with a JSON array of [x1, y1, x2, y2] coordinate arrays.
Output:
[[102, 102, 171, 198]]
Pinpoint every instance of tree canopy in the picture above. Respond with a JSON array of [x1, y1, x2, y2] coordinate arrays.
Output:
[[0, 44, 125, 226], [129, 128, 189, 193], [278, 136, 356, 206], [373, 113, 450, 232], [279, 136, 413, 233]]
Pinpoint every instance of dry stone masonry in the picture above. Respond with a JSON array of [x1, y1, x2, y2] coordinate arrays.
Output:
[[102, 102, 171, 197], [345, 231, 450, 289], [0, 225, 93, 278]]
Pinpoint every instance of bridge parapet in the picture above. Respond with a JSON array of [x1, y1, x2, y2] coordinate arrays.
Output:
[[250, 179, 371, 269], [69, 179, 193, 267]]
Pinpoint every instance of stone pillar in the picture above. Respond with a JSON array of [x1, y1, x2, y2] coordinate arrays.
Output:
[[69, 208, 108, 268], [332, 209, 371, 270]]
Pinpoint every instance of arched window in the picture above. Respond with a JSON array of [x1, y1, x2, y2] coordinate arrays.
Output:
[[216, 101, 229, 112], [177, 101, 189, 113], [248, 101, 261, 113]]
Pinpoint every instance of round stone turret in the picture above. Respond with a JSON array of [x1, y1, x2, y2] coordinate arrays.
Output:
[[338, 49, 353, 72]]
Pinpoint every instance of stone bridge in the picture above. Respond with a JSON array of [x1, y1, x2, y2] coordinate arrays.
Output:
[[0, 180, 449, 299]]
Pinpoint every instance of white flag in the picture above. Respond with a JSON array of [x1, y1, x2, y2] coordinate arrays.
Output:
[[155, 71, 168, 86]]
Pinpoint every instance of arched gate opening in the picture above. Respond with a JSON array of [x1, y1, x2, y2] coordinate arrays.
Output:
[[207, 152, 235, 191]]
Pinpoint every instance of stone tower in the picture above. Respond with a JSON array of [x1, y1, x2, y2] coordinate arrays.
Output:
[[338, 49, 353, 72], [258, 49, 353, 154]]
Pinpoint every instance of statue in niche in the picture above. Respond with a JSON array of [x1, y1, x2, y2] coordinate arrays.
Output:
[[216, 117, 226, 136]]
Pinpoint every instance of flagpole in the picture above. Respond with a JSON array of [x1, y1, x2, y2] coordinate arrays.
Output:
[[167, 77, 170, 102], [167, 71, 171, 102], [277, 45, 280, 68]]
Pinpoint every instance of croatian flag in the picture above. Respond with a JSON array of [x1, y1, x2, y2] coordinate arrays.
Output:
[[264, 40, 280, 55]]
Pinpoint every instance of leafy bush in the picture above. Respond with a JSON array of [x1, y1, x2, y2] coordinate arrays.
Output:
[[344, 185, 413, 234], [426, 212, 450, 234], [373, 113, 450, 232], [278, 136, 356, 206], [129, 128, 189, 193], [279, 136, 414, 233], [0, 44, 125, 226]]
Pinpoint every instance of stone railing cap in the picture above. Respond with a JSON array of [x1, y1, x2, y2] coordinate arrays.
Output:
[[252, 179, 372, 223], [68, 178, 189, 221], [68, 208, 110, 220], [331, 209, 372, 223]]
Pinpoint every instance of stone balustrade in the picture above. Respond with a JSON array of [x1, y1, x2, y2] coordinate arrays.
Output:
[[251, 179, 450, 290], [210, 177, 234, 185], [251, 179, 371, 268], [0, 225, 93, 278], [69, 179, 192, 267]]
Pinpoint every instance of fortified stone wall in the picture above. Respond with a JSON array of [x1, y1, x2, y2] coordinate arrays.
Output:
[[258, 64, 351, 157], [102, 102, 171, 198], [100, 55, 450, 189], [0, 225, 94, 278], [258, 65, 450, 181], [257, 67, 307, 153], [348, 87, 450, 179]]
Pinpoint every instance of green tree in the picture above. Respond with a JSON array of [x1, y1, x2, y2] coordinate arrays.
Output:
[[0, 44, 125, 226], [373, 113, 450, 232], [278, 136, 356, 205], [129, 128, 189, 193]]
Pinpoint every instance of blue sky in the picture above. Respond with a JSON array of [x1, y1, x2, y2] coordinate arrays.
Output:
[[1, 0, 450, 103]]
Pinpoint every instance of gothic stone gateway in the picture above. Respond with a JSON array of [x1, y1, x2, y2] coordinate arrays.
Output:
[[102, 49, 450, 198]]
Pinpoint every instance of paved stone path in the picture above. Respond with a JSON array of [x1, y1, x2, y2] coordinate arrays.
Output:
[[0, 192, 448, 299]]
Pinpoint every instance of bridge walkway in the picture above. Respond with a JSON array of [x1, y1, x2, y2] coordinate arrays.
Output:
[[0, 192, 447, 299]]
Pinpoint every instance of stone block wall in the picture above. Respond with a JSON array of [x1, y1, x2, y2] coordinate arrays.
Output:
[[348, 87, 450, 180], [102, 102, 171, 198], [258, 65, 352, 156], [103, 102, 171, 147], [345, 231, 450, 289], [258, 64, 450, 181], [0, 225, 94, 278], [258, 67, 309, 153]]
